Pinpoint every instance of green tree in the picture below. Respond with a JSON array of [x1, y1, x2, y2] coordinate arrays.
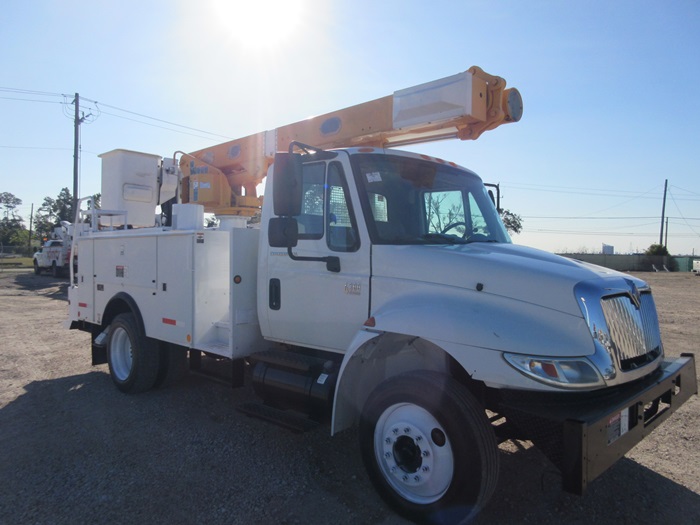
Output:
[[34, 187, 74, 241], [645, 243, 669, 256], [0, 192, 22, 219], [0, 192, 26, 246], [500, 209, 523, 235]]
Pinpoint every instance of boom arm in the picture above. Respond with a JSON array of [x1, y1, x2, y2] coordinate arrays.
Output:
[[179, 66, 522, 215]]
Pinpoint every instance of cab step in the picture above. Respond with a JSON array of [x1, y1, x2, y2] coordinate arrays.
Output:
[[248, 348, 333, 374], [189, 350, 245, 388], [237, 402, 319, 433]]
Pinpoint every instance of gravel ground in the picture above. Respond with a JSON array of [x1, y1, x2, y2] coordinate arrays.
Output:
[[0, 269, 698, 524]]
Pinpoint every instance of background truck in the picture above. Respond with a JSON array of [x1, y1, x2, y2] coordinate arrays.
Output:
[[33, 222, 72, 277], [67, 67, 696, 524], [693, 260, 700, 275]]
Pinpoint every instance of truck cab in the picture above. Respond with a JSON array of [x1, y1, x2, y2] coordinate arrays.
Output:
[[260, 147, 509, 351]]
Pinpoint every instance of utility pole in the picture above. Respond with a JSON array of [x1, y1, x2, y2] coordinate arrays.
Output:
[[664, 217, 668, 248], [73, 93, 80, 218], [659, 179, 668, 246], [27, 203, 34, 256]]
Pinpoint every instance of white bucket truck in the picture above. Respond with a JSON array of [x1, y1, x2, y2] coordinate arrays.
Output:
[[33, 222, 72, 276], [67, 67, 696, 524]]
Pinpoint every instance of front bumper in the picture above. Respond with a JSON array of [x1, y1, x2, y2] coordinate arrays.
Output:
[[497, 354, 697, 494]]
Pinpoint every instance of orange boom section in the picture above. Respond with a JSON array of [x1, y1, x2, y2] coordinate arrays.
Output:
[[179, 66, 522, 216]]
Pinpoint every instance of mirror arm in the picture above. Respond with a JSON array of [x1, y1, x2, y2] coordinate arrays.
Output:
[[287, 247, 341, 273]]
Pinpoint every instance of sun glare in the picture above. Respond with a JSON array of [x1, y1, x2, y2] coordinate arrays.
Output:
[[212, 0, 305, 50]]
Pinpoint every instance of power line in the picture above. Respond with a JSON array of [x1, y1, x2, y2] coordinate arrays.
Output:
[[1, 86, 232, 141], [525, 229, 699, 238], [523, 215, 700, 220], [668, 188, 700, 238], [0, 96, 64, 104], [670, 184, 700, 197], [504, 182, 700, 203], [505, 181, 663, 196], [84, 98, 234, 140], [0, 145, 72, 151], [0, 87, 64, 97], [97, 109, 228, 141]]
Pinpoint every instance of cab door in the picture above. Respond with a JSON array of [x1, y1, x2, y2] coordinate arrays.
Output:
[[265, 156, 371, 353]]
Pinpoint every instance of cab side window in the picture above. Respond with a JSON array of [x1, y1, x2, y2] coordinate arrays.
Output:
[[296, 162, 325, 239], [326, 162, 360, 252]]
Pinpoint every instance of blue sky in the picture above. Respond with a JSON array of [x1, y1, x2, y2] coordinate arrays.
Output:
[[2, 0, 699, 255]]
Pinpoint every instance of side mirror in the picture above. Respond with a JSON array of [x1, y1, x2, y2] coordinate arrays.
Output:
[[272, 153, 303, 217], [268, 217, 299, 248], [484, 183, 501, 213]]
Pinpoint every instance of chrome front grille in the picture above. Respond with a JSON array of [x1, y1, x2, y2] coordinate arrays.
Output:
[[600, 292, 662, 371]]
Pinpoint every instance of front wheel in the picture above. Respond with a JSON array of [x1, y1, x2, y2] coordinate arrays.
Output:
[[359, 371, 499, 524], [107, 312, 160, 393], [33, 260, 41, 275]]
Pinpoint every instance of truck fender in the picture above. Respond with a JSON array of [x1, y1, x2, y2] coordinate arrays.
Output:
[[331, 290, 594, 434], [331, 330, 452, 435], [101, 292, 147, 336]]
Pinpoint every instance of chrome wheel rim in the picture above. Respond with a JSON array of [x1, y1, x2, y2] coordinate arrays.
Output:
[[374, 402, 454, 504]]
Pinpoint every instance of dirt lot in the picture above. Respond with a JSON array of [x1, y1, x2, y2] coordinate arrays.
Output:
[[0, 269, 698, 524]]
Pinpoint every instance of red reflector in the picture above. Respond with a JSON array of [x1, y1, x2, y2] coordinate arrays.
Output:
[[364, 317, 376, 327], [542, 362, 558, 378], [78, 302, 88, 308], [162, 318, 177, 326]]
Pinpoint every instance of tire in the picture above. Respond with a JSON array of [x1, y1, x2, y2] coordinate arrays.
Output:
[[51, 261, 59, 278], [33, 260, 41, 275], [106, 312, 160, 394], [154, 342, 189, 388], [359, 371, 499, 525]]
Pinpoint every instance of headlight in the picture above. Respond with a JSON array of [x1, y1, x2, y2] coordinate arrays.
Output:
[[503, 353, 605, 389]]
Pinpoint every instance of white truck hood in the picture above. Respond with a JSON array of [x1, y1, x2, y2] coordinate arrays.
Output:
[[371, 242, 637, 317]]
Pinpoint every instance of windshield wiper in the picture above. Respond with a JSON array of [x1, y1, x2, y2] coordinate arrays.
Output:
[[465, 238, 499, 244], [420, 233, 467, 245]]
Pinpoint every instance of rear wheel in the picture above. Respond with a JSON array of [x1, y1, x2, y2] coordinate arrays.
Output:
[[359, 371, 499, 524], [107, 313, 159, 393], [51, 261, 59, 278]]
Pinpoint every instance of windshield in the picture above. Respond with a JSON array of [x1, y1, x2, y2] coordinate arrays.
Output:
[[350, 153, 511, 245]]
